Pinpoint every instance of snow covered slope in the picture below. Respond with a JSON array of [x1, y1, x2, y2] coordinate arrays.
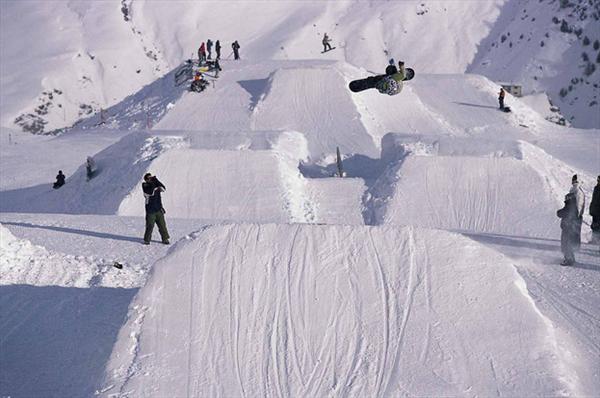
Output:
[[3, 0, 596, 132], [101, 224, 583, 397]]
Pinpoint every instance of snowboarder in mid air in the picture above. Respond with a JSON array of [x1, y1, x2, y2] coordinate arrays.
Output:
[[349, 60, 414, 95], [142, 173, 170, 245], [53, 170, 65, 189], [322, 33, 333, 52], [232, 40, 240, 60]]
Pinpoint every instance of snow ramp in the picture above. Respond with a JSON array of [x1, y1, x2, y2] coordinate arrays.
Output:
[[253, 67, 378, 158], [101, 224, 573, 397], [118, 130, 316, 223]]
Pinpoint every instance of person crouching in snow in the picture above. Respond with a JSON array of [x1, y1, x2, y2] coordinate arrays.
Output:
[[142, 173, 170, 245]]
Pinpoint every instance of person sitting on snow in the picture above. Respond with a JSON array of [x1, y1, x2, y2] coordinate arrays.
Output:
[[53, 170, 65, 189], [190, 71, 208, 92]]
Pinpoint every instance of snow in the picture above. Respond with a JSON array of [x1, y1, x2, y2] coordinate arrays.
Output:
[[1, 1, 599, 397]]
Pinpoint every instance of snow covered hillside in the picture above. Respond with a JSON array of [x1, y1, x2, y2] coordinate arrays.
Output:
[[1, 0, 598, 133], [1, 1, 599, 397]]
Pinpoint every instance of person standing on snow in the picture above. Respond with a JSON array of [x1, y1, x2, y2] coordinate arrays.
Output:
[[589, 175, 599, 244], [498, 88, 506, 109], [142, 173, 170, 245], [232, 40, 240, 60], [557, 191, 579, 266], [206, 39, 213, 60], [570, 174, 586, 249], [215, 40, 221, 60], [322, 33, 333, 52], [53, 170, 65, 189], [198, 42, 207, 64]]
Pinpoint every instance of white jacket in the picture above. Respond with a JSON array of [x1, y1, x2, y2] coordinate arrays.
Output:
[[569, 182, 586, 217]]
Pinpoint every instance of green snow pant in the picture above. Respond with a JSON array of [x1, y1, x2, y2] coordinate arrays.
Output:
[[144, 210, 170, 243]]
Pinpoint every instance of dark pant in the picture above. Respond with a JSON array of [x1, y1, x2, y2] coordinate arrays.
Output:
[[499, 97, 504, 109], [323, 42, 332, 52], [561, 231, 575, 263], [233, 50, 239, 60], [144, 210, 170, 243]]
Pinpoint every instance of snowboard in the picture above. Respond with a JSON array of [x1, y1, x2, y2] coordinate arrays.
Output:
[[500, 106, 511, 113], [349, 68, 415, 93], [321, 47, 336, 53]]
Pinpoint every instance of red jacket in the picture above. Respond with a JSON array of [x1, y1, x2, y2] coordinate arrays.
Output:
[[199, 42, 206, 54]]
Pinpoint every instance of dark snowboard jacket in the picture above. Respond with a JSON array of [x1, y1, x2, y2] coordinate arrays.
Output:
[[207, 40, 213, 50], [590, 184, 600, 217], [215, 41, 221, 51], [56, 173, 65, 185], [232, 41, 240, 51], [142, 178, 166, 214]]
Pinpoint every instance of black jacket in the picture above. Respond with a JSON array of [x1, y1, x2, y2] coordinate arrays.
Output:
[[590, 184, 600, 217], [56, 173, 65, 185], [142, 178, 166, 214]]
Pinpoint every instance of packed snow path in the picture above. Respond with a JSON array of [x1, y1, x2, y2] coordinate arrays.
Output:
[[102, 224, 583, 397]]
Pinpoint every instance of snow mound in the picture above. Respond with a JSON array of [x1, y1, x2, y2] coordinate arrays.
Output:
[[119, 131, 314, 223], [0, 132, 182, 214], [370, 155, 558, 237], [0, 223, 143, 288], [253, 67, 378, 158], [102, 224, 573, 397]]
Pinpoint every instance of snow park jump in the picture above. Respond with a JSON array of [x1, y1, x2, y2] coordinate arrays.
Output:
[[0, 1, 599, 397]]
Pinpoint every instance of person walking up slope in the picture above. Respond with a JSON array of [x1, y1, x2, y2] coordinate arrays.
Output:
[[232, 40, 240, 60], [142, 173, 170, 245]]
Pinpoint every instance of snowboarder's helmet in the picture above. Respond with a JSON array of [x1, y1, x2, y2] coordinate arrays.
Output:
[[572, 174, 578, 183]]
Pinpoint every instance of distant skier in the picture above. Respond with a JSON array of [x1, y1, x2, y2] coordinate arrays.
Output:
[[232, 40, 240, 60], [142, 173, 170, 245], [206, 39, 213, 60], [498, 88, 506, 109], [86, 156, 96, 180], [213, 58, 222, 78], [198, 42, 207, 64], [53, 170, 65, 189], [590, 175, 600, 245], [322, 33, 333, 52], [215, 40, 221, 60]]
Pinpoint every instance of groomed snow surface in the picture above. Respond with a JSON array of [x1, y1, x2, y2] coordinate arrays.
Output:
[[1, 10, 600, 398]]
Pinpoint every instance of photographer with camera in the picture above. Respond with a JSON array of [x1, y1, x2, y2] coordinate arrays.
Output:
[[142, 172, 170, 245]]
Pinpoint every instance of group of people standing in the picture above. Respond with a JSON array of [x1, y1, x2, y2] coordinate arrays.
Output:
[[557, 174, 600, 265], [197, 39, 241, 62]]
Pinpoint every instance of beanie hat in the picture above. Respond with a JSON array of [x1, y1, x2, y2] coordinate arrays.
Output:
[[572, 174, 578, 183]]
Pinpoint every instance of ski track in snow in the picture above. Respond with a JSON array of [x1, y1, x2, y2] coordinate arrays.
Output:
[[1, 16, 599, 395]]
